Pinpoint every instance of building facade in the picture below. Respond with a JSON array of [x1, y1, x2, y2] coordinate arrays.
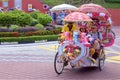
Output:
[[0, 0, 48, 13]]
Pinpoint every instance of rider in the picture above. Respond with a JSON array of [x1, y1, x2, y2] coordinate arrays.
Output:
[[59, 22, 77, 66], [88, 24, 103, 60], [60, 22, 77, 41]]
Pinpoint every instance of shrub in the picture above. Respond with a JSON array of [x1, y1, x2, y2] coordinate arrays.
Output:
[[0, 13, 12, 27], [17, 12, 33, 27], [30, 18, 38, 26], [18, 27, 38, 33], [38, 13, 52, 25], [0, 35, 58, 42], [0, 29, 60, 37], [55, 27, 62, 31], [0, 28, 12, 32], [0, 10, 33, 27], [0, 32, 20, 37], [105, 0, 120, 2], [35, 23, 44, 29], [30, 11, 40, 19], [38, 30, 54, 35], [24, 31, 40, 36], [52, 29, 61, 34], [10, 25, 20, 31]]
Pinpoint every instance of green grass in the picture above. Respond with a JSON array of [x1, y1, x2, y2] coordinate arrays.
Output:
[[94, 0, 120, 8], [43, 0, 120, 8]]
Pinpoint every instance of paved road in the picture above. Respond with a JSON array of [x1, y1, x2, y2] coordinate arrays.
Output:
[[0, 41, 120, 79], [0, 27, 120, 79]]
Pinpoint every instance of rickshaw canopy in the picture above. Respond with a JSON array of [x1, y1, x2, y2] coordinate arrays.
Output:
[[78, 3, 110, 15], [50, 4, 78, 12], [63, 12, 92, 22]]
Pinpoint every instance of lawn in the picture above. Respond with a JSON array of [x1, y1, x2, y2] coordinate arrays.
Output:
[[43, 0, 120, 8]]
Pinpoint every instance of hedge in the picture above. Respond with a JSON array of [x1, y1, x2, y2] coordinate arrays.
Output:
[[105, 0, 120, 2], [0, 29, 61, 37], [38, 13, 52, 25], [0, 10, 33, 27], [0, 35, 58, 42]]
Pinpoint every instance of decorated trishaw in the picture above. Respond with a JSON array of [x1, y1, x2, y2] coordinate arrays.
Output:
[[78, 3, 115, 47], [54, 3, 115, 74], [54, 12, 105, 74]]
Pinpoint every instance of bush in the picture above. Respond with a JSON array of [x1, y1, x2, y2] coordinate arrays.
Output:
[[38, 13, 52, 25], [30, 11, 40, 19], [0, 35, 58, 42], [0, 13, 13, 27], [18, 27, 38, 33], [52, 29, 61, 34], [0, 28, 12, 32], [30, 18, 38, 26], [0, 32, 20, 37], [24, 31, 39, 36], [0, 10, 33, 27], [17, 12, 33, 27], [10, 25, 20, 31], [55, 27, 62, 31], [35, 23, 44, 29], [105, 0, 120, 2], [0, 29, 60, 37]]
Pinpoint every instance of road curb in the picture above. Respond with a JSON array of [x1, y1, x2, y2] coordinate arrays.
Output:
[[0, 40, 46, 45]]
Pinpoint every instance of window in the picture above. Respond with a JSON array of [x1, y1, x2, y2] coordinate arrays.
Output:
[[14, 0, 22, 10], [3, 0, 8, 7]]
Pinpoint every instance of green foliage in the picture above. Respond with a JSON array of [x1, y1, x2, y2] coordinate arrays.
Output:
[[43, 0, 120, 8], [0, 35, 58, 42], [55, 27, 62, 31], [30, 18, 38, 26], [0, 32, 20, 37], [0, 13, 16, 26], [30, 11, 40, 19], [10, 25, 20, 31], [35, 23, 44, 29], [43, 0, 65, 6], [10, 9, 23, 14], [0, 10, 33, 27], [17, 12, 33, 27], [0, 29, 61, 37], [38, 13, 52, 25], [0, 10, 53, 27], [52, 29, 61, 34], [105, 0, 120, 3]]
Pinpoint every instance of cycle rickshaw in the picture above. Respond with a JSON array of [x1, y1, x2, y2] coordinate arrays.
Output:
[[54, 12, 106, 74]]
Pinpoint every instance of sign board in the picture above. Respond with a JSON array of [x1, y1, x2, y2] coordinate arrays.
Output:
[[43, 4, 49, 9], [28, 4, 32, 11]]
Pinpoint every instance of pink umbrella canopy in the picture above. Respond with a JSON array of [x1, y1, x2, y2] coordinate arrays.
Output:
[[78, 3, 110, 15], [63, 12, 92, 22]]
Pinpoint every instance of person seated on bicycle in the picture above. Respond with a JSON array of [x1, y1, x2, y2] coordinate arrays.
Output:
[[105, 21, 111, 31], [86, 24, 103, 63], [79, 26, 87, 33], [58, 22, 77, 66], [78, 26, 87, 42], [59, 22, 77, 41], [92, 18, 100, 28], [88, 24, 103, 52]]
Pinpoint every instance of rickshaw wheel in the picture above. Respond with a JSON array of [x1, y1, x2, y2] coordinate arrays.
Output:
[[98, 47, 105, 71], [54, 52, 64, 74]]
